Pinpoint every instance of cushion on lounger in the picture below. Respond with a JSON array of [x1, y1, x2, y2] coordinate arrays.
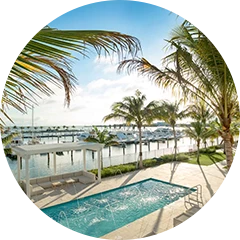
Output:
[[82, 171, 96, 181], [64, 178, 75, 184], [72, 176, 79, 182], [37, 177, 50, 184], [31, 184, 44, 196], [38, 181, 52, 189], [78, 176, 94, 184], [74, 171, 84, 177], [30, 178, 37, 185], [63, 173, 74, 179], [51, 181, 62, 187]]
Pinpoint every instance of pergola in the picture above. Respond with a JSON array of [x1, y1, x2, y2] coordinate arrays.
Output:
[[12, 142, 104, 197]]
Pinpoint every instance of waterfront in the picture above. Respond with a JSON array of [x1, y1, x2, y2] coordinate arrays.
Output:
[[6, 126, 219, 180]]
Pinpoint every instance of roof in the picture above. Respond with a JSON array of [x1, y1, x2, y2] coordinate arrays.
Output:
[[12, 142, 103, 158]]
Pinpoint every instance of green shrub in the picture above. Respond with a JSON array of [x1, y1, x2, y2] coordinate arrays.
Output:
[[101, 168, 115, 178], [90, 163, 137, 178], [161, 154, 174, 162], [176, 154, 189, 161], [143, 159, 158, 167], [199, 146, 216, 154], [214, 145, 223, 150], [208, 147, 216, 153]]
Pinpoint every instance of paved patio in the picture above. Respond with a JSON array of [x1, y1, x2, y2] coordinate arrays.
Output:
[[32, 160, 227, 239]]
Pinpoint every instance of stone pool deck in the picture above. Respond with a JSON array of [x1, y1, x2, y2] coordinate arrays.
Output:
[[32, 160, 227, 239]]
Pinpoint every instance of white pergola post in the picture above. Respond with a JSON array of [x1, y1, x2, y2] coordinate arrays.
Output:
[[97, 150, 101, 182], [17, 155, 21, 183], [83, 149, 86, 171], [53, 152, 57, 174], [25, 157, 31, 198]]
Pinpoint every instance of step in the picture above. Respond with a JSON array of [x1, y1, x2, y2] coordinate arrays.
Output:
[[184, 201, 204, 208], [173, 213, 192, 227], [188, 198, 202, 204], [186, 207, 203, 216]]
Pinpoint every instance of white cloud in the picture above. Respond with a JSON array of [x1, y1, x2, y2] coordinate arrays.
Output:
[[93, 55, 119, 74], [4, 73, 179, 126]]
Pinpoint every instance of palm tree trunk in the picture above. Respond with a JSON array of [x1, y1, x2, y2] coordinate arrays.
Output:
[[204, 140, 207, 149], [197, 139, 200, 165], [223, 131, 233, 169], [138, 126, 143, 169], [172, 125, 177, 161]]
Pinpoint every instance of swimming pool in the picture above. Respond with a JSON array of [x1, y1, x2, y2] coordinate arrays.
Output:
[[42, 178, 193, 237]]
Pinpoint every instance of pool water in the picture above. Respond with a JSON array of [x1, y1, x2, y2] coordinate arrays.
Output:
[[42, 178, 193, 237]]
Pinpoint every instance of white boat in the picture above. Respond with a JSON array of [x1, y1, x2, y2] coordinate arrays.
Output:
[[77, 132, 91, 141], [28, 137, 41, 145], [108, 131, 127, 147], [118, 131, 138, 144], [141, 130, 156, 141]]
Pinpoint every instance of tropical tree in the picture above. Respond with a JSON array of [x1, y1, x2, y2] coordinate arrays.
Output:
[[184, 121, 215, 164], [155, 100, 187, 160], [118, 21, 239, 169], [0, 133, 19, 146], [186, 100, 218, 147], [1, 26, 141, 129], [1, 132, 19, 155], [84, 126, 119, 169], [103, 90, 158, 169]]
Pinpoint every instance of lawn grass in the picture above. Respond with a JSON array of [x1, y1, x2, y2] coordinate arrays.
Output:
[[89, 147, 226, 178], [182, 152, 226, 166]]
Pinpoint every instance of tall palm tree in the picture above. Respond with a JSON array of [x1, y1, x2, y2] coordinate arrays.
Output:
[[184, 121, 215, 164], [186, 101, 218, 148], [155, 100, 186, 160], [1, 26, 141, 128], [118, 22, 239, 169], [103, 90, 158, 169], [185, 100, 215, 125], [84, 126, 119, 169]]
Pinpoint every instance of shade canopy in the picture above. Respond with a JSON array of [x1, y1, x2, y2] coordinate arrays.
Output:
[[12, 142, 103, 159]]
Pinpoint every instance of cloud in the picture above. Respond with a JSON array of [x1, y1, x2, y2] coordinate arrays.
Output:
[[93, 55, 119, 74], [4, 73, 178, 126]]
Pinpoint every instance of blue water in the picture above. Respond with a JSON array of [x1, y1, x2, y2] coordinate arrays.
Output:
[[42, 178, 193, 238]]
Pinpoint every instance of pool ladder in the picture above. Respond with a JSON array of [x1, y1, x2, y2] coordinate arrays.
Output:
[[184, 184, 204, 209]]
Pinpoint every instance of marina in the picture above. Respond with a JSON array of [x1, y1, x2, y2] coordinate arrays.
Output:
[[6, 125, 219, 181]]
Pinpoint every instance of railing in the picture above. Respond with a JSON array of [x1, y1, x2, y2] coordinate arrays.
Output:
[[184, 184, 204, 209]]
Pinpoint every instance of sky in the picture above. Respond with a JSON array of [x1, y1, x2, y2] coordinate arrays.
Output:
[[5, 0, 184, 126]]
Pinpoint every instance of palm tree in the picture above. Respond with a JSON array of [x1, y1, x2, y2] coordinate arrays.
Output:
[[84, 126, 119, 169], [0, 133, 19, 146], [103, 90, 158, 169], [118, 21, 239, 169], [1, 26, 141, 128], [184, 121, 215, 164], [185, 100, 215, 125], [1, 132, 19, 155], [186, 101, 218, 148], [155, 100, 186, 160]]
